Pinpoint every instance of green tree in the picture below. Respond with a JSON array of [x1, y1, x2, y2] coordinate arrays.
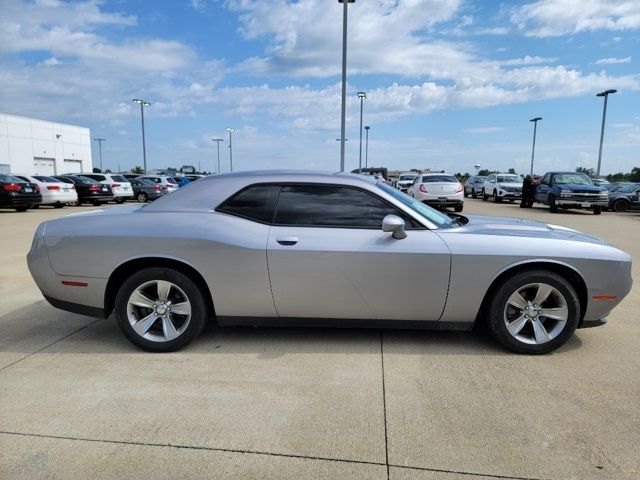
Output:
[[576, 166, 595, 176], [92, 167, 102, 173], [508, 168, 516, 174], [630, 167, 640, 182], [478, 169, 494, 176], [131, 166, 144, 174]]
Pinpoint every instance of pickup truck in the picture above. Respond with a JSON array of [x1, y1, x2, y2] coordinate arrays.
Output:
[[534, 171, 608, 215]]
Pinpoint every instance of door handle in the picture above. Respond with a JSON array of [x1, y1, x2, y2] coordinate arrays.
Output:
[[276, 236, 298, 246]]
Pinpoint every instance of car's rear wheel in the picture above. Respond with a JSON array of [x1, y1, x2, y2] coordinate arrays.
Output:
[[115, 198, 125, 204], [612, 199, 629, 212], [114, 267, 208, 352], [486, 270, 580, 354], [15, 206, 30, 212], [454, 204, 463, 212], [593, 206, 602, 215], [54, 203, 64, 209], [137, 192, 148, 203], [92, 201, 103, 206], [482, 189, 488, 201]]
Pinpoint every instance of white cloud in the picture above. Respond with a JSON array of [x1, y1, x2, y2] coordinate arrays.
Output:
[[463, 127, 505, 133], [512, 0, 640, 37], [476, 27, 510, 35], [0, 0, 194, 72], [595, 56, 631, 64], [39, 56, 61, 66]]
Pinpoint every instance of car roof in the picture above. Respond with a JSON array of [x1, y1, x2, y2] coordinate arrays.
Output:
[[142, 170, 380, 213]]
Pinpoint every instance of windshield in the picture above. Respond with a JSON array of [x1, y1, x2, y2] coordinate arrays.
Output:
[[473, 176, 486, 183], [377, 183, 456, 228], [497, 175, 520, 183], [0, 174, 25, 183], [399, 175, 416, 181], [111, 175, 127, 182], [33, 175, 58, 182], [553, 173, 592, 185], [76, 176, 98, 184], [617, 183, 640, 193], [422, 175, 457, 183]]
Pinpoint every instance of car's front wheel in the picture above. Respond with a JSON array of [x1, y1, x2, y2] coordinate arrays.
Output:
[[114, 267, 208, 352], [611, 199, 629, 212], [486, 270, 580, 354], [482, 189, 488, 201]]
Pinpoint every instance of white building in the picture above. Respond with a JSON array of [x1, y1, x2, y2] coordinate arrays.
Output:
[[0, 112, 93, 176]]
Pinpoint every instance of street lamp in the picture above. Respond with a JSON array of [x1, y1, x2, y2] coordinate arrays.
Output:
[[364, 126, 370, 168], [93, 138, 105, 172], [226, 128, 234, 172], [596, 89, 617, 177], [357, 91, 366, 173], [211, 138, 224, 173], [529, 117, 542, 175], [132, 99, 151, 174], [338, 0, 355, 172]]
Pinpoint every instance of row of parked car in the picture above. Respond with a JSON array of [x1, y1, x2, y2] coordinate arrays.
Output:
[[394, 170, 639, 215], [0, 172, 204, 212]]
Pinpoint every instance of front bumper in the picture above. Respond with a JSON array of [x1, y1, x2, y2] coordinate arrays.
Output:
[[556, 198, 608, 207]]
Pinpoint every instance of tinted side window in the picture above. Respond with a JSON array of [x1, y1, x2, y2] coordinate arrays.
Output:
[[274, 185, 406, 228], [218, 185, 275, 223]]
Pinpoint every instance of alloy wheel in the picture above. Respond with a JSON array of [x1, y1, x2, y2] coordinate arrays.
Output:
[[126, 280, 192, 342], [503, 282, 568, 345]]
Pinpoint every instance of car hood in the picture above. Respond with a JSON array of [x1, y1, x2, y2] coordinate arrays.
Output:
[[555, 183, 605, 192], [450, 214, 611, 246], [58, 204, 144, 218]]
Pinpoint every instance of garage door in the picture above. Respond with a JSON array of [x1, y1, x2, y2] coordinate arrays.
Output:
[[63, 159, 82, 174], [34, 157, 56, 175]]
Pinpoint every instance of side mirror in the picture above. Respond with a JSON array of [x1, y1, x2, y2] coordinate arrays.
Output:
[[382, 214, 407, 239]]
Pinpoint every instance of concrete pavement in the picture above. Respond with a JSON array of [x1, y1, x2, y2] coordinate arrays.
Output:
[[1, 201, 638, 479]]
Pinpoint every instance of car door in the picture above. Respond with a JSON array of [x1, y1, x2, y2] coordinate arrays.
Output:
[[536, 173, 552, 202], [266, 184, 451, 321]]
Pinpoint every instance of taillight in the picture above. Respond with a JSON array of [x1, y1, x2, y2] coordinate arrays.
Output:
[[419, 184, 428, 193], [34, 185, 40, 193], [456, 184, 463, 193], [89, 184, 101, 191], [3, 183, 21, 191], [112, 183, 120, 188], [154, 185, 161, 191], [71, 185, 76, 190], [47, 185, 60, 191]]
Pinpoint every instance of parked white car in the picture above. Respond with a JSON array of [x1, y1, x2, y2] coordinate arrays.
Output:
[[407, 173, 464, 212], [396, 172, 418, 192], [139, 175, 180, 194], [80, 174, 134, 203], [13, 174, 77, 208], [482, 173, 523, 203]]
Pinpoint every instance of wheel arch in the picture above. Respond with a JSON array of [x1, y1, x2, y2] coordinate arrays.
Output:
[[476, 260, 588, 326], [104, 256, 215, 320]]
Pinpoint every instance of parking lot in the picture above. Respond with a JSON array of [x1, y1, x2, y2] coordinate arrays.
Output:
[[1, 201, 638, 480]]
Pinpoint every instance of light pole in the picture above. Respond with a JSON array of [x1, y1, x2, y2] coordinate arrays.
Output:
[[338, 0, 355, 172], [93, 138, 105, 172], [364, 126, 370, 168], [226, 128, 234, 172], [132, 99, 151, 174], [212, 138, 224, 173], [596, 89, 617, 177], [357, 91, 366, 173], [529, 117, 542, 175]]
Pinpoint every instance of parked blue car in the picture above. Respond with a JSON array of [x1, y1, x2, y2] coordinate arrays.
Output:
[[534, 172, 608, 215], [171, 176, 192, 188]]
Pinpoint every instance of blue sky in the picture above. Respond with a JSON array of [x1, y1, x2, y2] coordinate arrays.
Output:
[[1, 0, 639, 175]]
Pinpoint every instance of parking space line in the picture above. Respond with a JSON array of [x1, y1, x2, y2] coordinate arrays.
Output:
[[380, 331, 390, 480], [0, 430, 546, 480], [0, 318, 102, 375]]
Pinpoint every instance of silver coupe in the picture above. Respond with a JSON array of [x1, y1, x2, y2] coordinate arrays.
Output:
[[27, 171, 632, 354]]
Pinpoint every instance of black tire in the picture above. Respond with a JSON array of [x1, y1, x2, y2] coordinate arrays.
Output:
[[92, 201, 103, 206], [15, 206, 29, 212], [32, 204, 40, 209], [471, 188, 477, 198], [115, 197, 125, 204], [548, 195, 558, 213], [593, 206, 602, 215], [611, 199, 629, 212], [454, 203, 463, 212], [73, 199, 82, 206], [54, 203, 64, 209], [486, 270, 580, 354], [137, 192, 148, 203], [464, 190, 468, 198], [493, 190, 501, 203], [482, 189, 488, 201], [114, 267, 209, 352]]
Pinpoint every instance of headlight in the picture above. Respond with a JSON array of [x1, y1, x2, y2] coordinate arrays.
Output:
[[560, 189, 572, 197], [599, 191, 608, 197]]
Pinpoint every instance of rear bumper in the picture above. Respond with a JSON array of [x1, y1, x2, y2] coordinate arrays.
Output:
[[0, 193, 42, 207], [422, 199, 463, 206]]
